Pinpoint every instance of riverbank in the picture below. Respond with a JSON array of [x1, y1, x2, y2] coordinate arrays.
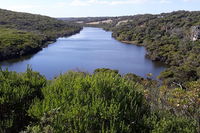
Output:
[[122, 40, 174, 64], [120, 40, 144, 46], [0, 28, 82, 61], [116, 39, 171, 66], [0, 27, 167, 80], [0, 8, 83, 61]]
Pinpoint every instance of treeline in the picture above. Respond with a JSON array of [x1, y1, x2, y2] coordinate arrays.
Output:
[[58, 17, 113, 23], [81, 11, 200, 86], [0, 68, 198, 133], [0, 9, 82, 60]]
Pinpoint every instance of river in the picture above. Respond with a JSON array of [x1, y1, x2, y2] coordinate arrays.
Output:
[[0, 27, 167, 79]]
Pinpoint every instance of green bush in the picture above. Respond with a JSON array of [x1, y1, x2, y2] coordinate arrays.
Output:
[[27, 71, 149, 133], [0, 68, 46, 133], [0, 69, 198, 133], [144, 112, 197, 133]]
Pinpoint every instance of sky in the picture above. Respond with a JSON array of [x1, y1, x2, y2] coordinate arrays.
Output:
[[0, 0, 200, 17]]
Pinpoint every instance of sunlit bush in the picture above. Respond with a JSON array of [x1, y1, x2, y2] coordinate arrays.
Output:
[[27, 70, 149, 133]]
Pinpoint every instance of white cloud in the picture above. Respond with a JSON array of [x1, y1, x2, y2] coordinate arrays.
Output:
[[70, 0, 90, 6], [70, 0, 149, 6], [183, 0, 198, 2], [69, 0, 195, 6], [159, 0, 172, 4], [110, 0, 148, 5]]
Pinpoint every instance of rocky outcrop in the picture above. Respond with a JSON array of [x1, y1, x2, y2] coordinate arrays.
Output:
[[191, 26, 200, 41]]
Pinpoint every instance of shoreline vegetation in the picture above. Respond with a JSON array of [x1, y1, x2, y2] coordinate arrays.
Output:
[[0, 9, 82, 61], [120, 40, 144, 46]]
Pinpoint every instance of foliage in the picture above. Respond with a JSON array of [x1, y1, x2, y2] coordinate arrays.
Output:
[[158, 81, 200, 123], [0, 27, 45, 60], [0, 68, 46, 133], [113, 11, 200, 84], [0, 9, 82, 60], [144, 112, 197, 133], [142, 80, 200, 133], [94, 68, 119, 74], [0, 68, 198, 132], [27, 70, 149, 133]]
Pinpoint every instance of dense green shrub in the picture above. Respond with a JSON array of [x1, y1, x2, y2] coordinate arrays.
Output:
[[0, 68, 46, 133], [144, 112, 197, 133], [0, 69, 198, 133], [94, 68, 119, 74], [27, 71, 149, 133]]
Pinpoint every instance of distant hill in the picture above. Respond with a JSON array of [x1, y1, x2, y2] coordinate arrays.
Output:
[[58, 17, 114, 23], [0, 9, 82, 60]]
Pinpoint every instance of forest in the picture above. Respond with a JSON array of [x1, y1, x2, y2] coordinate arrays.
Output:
[[0, 9, 82, 60], [108, 11, 200, 86]]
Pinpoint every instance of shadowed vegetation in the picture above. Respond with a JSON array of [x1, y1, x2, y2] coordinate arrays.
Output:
[[0, 68, 198, 133]]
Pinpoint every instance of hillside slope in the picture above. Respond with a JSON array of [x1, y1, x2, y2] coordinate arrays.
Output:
[[110, 11, 200, 84], [69, 11, 200, 85], [0, 9, 82, 60]]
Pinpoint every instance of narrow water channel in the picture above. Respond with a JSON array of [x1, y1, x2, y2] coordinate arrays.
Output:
[[0, 27, 167, 79]]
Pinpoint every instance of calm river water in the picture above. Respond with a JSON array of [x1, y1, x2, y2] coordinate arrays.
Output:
[[0, 27, 167, 79]]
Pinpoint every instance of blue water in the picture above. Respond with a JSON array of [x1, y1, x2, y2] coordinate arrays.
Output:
[[0, 27, 167, 79]]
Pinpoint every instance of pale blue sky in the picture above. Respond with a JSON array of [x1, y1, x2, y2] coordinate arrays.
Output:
[[0, 0, 199, 17]]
